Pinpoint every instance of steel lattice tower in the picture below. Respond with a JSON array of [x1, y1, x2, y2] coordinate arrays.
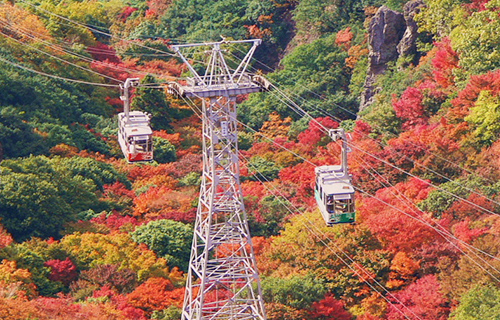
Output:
[[168, 39, 270, 320]]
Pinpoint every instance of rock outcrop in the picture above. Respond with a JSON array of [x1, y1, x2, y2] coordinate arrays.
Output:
[[359, 0, 426, 112], [398, 0, 426, 60]]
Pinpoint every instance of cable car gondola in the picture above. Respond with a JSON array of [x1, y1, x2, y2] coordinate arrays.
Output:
[[118, 78, 154, 163], [315, 128, 355, 225]]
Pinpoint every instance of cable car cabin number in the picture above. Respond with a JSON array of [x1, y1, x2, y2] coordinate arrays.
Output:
[[314, 128, 356, 225], [118, 111, 153, 163]]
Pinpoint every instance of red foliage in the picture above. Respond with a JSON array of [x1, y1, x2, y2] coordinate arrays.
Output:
[[87, 42, 121, 63], [146, 0, 171, 18], [93, 285, 147, 319], [450, 69, 500, 119], [393, 88, 425, 127], [386, 275, 449, 320], [443, 191, 498, 221], [103, 182, 136, 199], [90, 60, 132, 83], [359, 178, 440, 253], [297, 117, 338, 150], [336, 27, 354, 50], [393, 81, 445, 129], [44, 258, 78, 286], [90, 212, 140, 232], [463, 0, 490, 12], [309, 294, 353, 320], [119, 6, 138, 22], [353, 120, 372, 140], [452, 218, 488, 243], [432, 38, 459, 88], [278, 161, 316, 199]]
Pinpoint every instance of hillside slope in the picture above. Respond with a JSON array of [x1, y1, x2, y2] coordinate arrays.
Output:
[[1, 0, 500, 319]]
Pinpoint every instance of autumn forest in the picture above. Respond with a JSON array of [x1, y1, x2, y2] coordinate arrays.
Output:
[[1, 0, 500, 319]]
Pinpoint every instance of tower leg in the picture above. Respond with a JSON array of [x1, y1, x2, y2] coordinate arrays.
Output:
[[182, 96, 266, 320]]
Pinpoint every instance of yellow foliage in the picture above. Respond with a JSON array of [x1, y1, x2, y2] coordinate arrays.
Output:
[[0, 3, 52, 44], [60, 232, 170, 281]]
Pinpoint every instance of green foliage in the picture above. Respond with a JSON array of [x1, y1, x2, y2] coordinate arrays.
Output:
[[0, 242, 67, 296], [58, 156, 130, 190], [261, 273, 327, 309], [385, 0, 411, 11], [247, 156, 282, 181], [0, 61, 114, 157], [178, 172, 201, 187], [240, 34, 356, 129], [414, 0, 466, 38], [131, 219, 193, 271], [151, 306, 183, 320], [23, 0, 123, 45], [249, 195, 289, 237], [156, 0, 294, 65], [0, 106, 47, 158], [293, 0, 384, 37], [238, 131, 254, 151], [417, 175, 500, 218], [451, 285, 500, 320], [450, 2, 500, 78], [359, 99, 402, 138], [465, 90, 500, 145], [0, 156, 128, 241], [133, 75, 176, 130], [153, 136, 177, 163]]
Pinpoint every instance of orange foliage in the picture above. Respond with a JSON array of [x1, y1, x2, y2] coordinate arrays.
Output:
[[146, 0, 172, 18], [266, 302, 309, 320], [0, 260, 37, 298], [336, 27, 354, 50], [133, 186, 196, 220], [49, 144, 79, 157], [245, 25, 272, 39], [0, 224, 13, 249], [154, 131, 183, 148], [257, 112, 292, 139], [139, 59, 186, 78], [132, 174, 178, 190], [386, 252, 420, 289], [0, 297, 38, 319], [127, 277, 184, 313], [346, 44, 369, 69]]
